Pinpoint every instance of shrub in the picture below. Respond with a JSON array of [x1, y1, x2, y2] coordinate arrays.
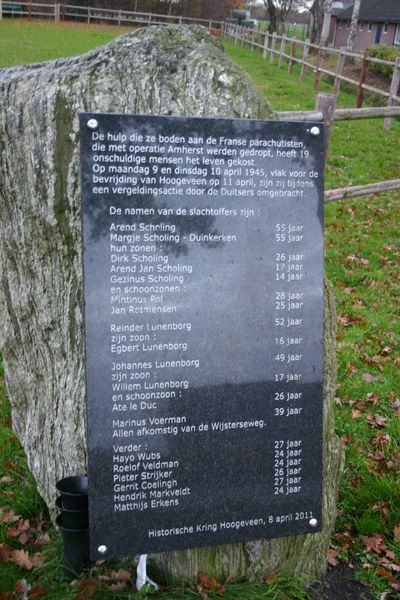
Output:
[[368, 44, 400, 76]]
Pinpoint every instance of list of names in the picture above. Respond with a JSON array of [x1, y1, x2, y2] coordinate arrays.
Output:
[[80, 114, 324, 559]]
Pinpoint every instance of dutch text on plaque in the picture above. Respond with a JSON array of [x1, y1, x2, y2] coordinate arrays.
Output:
[[80, 114, 325, 559]]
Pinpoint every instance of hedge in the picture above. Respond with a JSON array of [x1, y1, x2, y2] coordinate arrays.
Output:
[[368, 44, 400, 76]]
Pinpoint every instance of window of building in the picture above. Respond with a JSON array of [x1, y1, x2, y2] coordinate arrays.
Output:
[[359, 23, 363, 31], [368, 22, 372, 32], [395, 25, 400, 45], [383, 23, 388, 34]]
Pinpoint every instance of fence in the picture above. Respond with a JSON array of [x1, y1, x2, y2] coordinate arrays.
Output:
[[222, 22, 400, 127], [3, 0, 400, 118], [278, 92, 400, 201], [0, 0, 223, 31]]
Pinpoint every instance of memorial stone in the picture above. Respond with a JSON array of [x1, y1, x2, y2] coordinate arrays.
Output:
[[80, 113, 325, 560], [0, 24, 344, 581]]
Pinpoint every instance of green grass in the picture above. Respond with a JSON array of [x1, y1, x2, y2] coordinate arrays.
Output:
[[0, 19, 133, 68], [223, 39, 400, 597], [1, 21, 400, 599]]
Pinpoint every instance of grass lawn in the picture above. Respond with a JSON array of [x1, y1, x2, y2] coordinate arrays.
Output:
[[223, 41, 400, 596], [0, 19, 133, 68], [1, 20, 399, 599]]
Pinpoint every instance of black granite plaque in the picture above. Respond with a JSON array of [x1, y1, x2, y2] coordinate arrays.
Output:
[[80, 113, 325, 560]]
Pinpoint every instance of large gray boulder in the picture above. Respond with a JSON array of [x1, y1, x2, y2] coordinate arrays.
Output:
[[0, 25, 343, 581]]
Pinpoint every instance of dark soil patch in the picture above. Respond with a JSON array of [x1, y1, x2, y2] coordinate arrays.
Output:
[[343, 63, 391, 94], [308, 564, 376, 600]]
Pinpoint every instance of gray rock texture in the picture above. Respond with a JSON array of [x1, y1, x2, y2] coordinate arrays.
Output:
[[0, 24, 342, 581]]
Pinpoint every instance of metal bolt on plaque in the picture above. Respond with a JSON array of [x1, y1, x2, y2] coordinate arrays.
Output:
[[97, 545, 108, 555], [87, 118, 98, 130], [309, 518, 318, 528]]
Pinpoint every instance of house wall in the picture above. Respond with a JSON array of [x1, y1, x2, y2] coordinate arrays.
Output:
[[333, 20, 398, 50]]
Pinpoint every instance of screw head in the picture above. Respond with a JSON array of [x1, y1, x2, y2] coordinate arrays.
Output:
[[310, 126, 320, 137], [309, 518, 318, 528], [97, 544, 108, 555], [87, 118, 98, 130]]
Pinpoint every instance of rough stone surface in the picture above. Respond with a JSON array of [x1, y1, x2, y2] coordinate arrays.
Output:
[[0, 24, 343, 581]]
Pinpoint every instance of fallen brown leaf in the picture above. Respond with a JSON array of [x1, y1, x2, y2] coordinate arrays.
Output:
[[367, 414, 388, 428], [32, 553, 45, 568], [0, 543, 14, 563], [0, 509, 21, 525], [366, 392, 379, 404], [0, 476, 14, 485], [109, 569, 131, 581], [377, 566, 392, 579], [14, 579, 30, 599], [362, 534, 386, 555], [34, 533, 50, 547], [198, 571, 217, 590], [29, 585, 49, 599], [13, 550, 34, 570], [363, 373, 384, 382], [6, 519, 30, 539], [3, 460, 20, 473], [109, 582, 126, 591], [328, 547, 339, 567], [394, 524, 400, 543], [77, 576, 96, 600], [372, 431, 390, 447]]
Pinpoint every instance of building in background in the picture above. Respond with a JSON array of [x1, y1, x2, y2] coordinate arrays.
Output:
[[331, 0, 400, 50]]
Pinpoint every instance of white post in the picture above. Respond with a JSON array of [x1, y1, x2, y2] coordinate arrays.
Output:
[[278, 35, 285, 68], [54, 2, 60, 23], [0, 0, 3, 21], [270, 33, 277, 65], [300, 39, 310, 81], [385, 56, 400, 130], [262, 32, 269, 60], [333, 47, 346, 96]]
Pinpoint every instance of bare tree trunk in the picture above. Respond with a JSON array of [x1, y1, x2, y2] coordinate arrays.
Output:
[[346, 0, 361, 52], [320, 0, 332, 46], [309, 0, 323, 44], [266, 0, 277, 33]]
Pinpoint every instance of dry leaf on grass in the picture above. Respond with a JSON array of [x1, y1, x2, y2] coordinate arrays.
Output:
[[109, 582, 126, 591], [0, 543, 14, 563], [328, 547, 339, 567]]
